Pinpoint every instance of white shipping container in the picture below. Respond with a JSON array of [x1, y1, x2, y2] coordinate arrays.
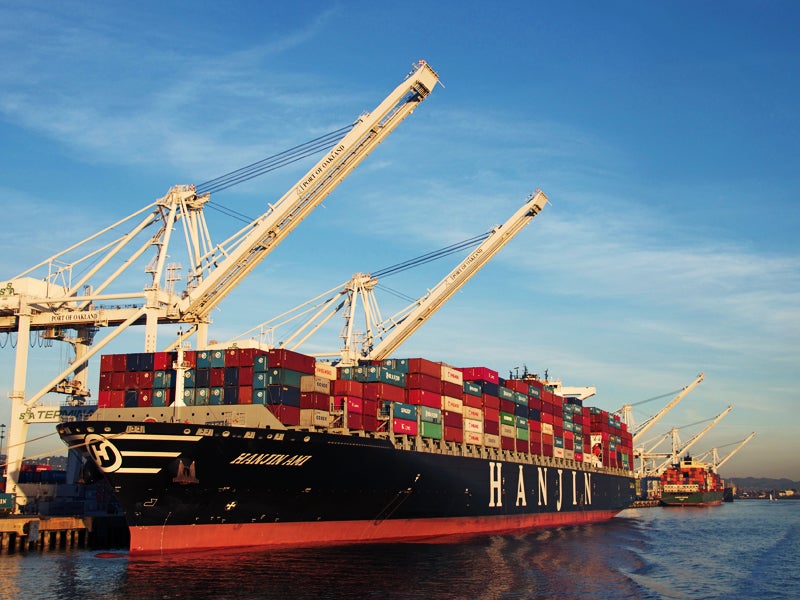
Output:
[[314, 362, 337, 380], [554, 447, 565, 459], [500, 423, 516, 438], [464, 418, 484, 434], [300, 409, 331, 428], [484, 433, 501, 448], [443, 395, 463, 413], [542, 422, 554, 436], [440, 364, 463, 386], [300, 375, 331, 394], [464, 406, 483, 421], [465, 431, 484, 445]]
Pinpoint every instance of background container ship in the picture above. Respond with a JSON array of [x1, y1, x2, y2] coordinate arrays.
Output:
[[57, 348, 637, 554], [660, 455, 724, 506]]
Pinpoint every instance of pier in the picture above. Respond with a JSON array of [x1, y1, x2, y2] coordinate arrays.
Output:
[[0, 515, 127, 554]]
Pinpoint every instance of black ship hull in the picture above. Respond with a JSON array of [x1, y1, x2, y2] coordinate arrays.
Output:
[[58, 419, 636, 554]]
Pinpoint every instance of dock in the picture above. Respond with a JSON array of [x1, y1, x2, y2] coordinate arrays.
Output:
[[0, 515, 127, 554]]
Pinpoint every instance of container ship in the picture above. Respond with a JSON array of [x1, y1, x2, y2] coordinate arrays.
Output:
[[57, 348, 637, 554], [660, 455, 724, 506]]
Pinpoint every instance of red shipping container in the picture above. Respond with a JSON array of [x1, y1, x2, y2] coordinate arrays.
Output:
[[482, 394, 499, 410], [363, 382, 405, 403], [224, 348, 241, 367], [528, 397, 542, 411], [238, 386, 253, 404], [461, 393, 483, 409], [542, 443, 554, 457], [501, 436, 515, 451], [111, 371, 126, 390], [267, 348, 315, 374], [499, 399, 515, 414], [332, 379, 363, 397], [484, 419, 500, 436], [138, 371, 154, 389], [99, 372, 113, 392], [153, 351, 173, 370], [407, 357, 441, 378], [347, 412, 364, 430], [362, 412, 378, 432], [182, 350, 197, 368], [210, 368, 225, 387], [459, 367, 499, 384], [406, 372, 440, 392], [484, 406, 500, 422], [530, 441, 542, 455], [301, 391, 330, 410], [443, 410, 462, 428], [239, 366, 254, 385], [111, 354, 127, 372], [269, 404, 301, 425], [100, 355, 114, 372], [505, 379, 529, 394], [363, 398, 378, 418], [440, 380, 461, 398], [406, 388, 442, 408], [393, 418, 418, 436], [443, 425, 463, 442], [138, 391, 152, 407], [346, 397, 363, 414], [98, 390, 112, 408], [529, 420, 541, 433], [516, 439, 530, 453], [109, 390, 125, 408]]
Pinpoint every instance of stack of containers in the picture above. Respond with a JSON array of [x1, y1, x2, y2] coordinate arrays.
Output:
[[460, 367, 500, 448], [587, 407, 634, 469], [357, 363, 405, 431], [98, 352, 176, 409], [259, 348, 315, 426], [331, 369, 366, 430], [400, 358, 444, 440], [299, 361, 336, 429]]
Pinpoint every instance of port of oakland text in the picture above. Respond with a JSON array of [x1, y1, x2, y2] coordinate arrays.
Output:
[[295, 144, 345, 195], [488, 462, 592, 511], [229, 452, 312, 467]]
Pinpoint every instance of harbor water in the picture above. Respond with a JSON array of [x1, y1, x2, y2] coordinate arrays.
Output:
[[0, 500, 797, 599]]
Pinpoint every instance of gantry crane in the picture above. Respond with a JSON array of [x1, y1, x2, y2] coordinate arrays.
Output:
[[696, 432, 756, 472], [620, 373, 705, 445], [222, 190, 548, 365], [0, 61, 440, 510], [638, 404, 733, 476]]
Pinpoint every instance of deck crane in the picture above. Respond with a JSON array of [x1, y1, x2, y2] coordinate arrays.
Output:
[[0, 61, 439, 511], [620, 372, 705, 445], [696, 432, 756, 472], [639, 405, 733, 477], [223, 190, 548, 364]]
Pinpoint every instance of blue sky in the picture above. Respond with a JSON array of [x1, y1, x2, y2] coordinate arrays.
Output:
[[1, 1, 798, 479]]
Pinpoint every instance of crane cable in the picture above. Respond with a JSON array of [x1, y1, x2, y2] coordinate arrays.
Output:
[[197, 124, 355, 197]]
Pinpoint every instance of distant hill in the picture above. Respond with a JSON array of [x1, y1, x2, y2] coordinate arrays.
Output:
[[726, 476, 799, 490]]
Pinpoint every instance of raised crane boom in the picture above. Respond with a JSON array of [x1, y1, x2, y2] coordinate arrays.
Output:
[[180, 61, 440, 323], [626, 372, 705, 444], [714, 432, 756, 471], [365, 190, 548, 361], [651, 404, 733, 475]]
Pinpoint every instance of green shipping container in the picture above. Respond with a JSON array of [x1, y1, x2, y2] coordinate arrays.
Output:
[[268, 368, 304, 387], [421, 421, 443, 439], [516, 427, 530, 441], [499, 412, 515, 426]]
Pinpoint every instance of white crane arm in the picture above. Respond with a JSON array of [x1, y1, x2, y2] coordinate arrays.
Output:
[[715, 432, 756, 471], [366, 190, 548, 361], [180, 62, 440, 321], [653, 404, 732, 474], [632, 372, 704, 444]]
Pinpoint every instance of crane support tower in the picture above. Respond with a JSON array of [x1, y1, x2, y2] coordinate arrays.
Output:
[[224, 190, 547, 364], [0, 61, 439, 512]]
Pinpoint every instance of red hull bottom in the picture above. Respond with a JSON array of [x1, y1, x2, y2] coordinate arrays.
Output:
[[129, 511, 621, 555]]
